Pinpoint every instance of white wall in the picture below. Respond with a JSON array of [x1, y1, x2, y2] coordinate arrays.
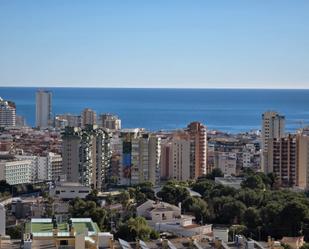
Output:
[[50, 185, 91, 199], [4, 160, 32, 185], [37, 157, 48, 180]]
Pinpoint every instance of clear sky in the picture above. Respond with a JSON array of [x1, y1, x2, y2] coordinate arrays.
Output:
[[0, 0, 309, 88]]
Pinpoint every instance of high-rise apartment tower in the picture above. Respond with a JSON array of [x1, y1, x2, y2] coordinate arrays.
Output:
[[262, 111, 285, 173], [36, 90, 52, 129]]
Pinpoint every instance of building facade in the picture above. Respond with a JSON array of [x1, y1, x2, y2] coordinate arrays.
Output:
[[0, 97, 16, 127], [296, 128, 309, 189], [55, 114, 81, 128], [16, 152, 62, 183], [0, 159, 32, 185], [187, 122, 207, 178], [62, 125, 112, 190], [267, 134, 297, 187], [216, 152, 237, 176], [36, 90, 52, 129], [118, 129, 161, 185], [262, 111, 285, 173], [81, 108, 96, 128], [98, 113, 121, 130], [160, 133, 190, 181]]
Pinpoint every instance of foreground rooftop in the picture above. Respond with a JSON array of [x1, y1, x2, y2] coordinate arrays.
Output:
[[25, 218, 100, 237]]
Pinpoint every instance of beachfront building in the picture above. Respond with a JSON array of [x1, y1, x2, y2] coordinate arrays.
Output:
[[55, 114, 81, 128], [98, 113, 121, 131], [81, 108, 96, 128], [36, 90, 52, 129], [0, 97, 16, 127]]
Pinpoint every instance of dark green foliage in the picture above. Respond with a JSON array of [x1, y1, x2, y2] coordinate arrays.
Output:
[[159, 172, 309, 241], [157, 182, 190, 205], [219, 200, 246, 224], [241, 175, 265, 190], [235, 189, 264, 207], [116, 217, 157, 241], [6, 225, 22, 239], [191, 179, 214, 196], [204, 168, 224, 180], [69, 198, 110, 231], [243, 207, 261, 229], [182, 197, 210, 224]]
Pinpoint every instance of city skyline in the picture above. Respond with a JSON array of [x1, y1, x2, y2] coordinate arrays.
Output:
[[1, 0, 309, 89], [1, 1, 309, 247]]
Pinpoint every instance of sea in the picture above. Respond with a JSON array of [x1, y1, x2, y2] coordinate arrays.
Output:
[[1, 87, 309, 133]]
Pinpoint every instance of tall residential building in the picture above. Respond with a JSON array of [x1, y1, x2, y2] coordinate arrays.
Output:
[[118, 129, 161, 185], [81, 108, 96, 128], [36, 90, 52, 129], [267, 134, 297, 187], [148, 135, 161, 185], [131, 133, 161, 185], [62, 125, 111, 190], [98, 113, 121, 130], [187, 122, 207, 178], [48, 152, 63, 181], [55, 114, 81, 128], [0, 97, 16, 127], [297, 128, 309, 189], [266, 128, 309, 189], [62, 127, 81, 184], [160, 133, 190, 181], [262, 111, 285, 173]]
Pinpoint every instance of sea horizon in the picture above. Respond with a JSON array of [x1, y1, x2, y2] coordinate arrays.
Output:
[[1, 87, 309, 133], [2, 86, 309, 90]]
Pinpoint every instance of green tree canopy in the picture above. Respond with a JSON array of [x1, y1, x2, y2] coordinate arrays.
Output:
[[241, 175, 265, 190], [116, 217, 156, 241]]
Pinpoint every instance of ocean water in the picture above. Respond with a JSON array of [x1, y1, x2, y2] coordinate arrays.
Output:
[[1, 87, 309, 133]]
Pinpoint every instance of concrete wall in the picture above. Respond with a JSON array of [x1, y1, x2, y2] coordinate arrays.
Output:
[[0, 204, 5, 236]]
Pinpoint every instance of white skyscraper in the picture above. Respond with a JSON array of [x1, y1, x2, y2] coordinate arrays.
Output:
[[36, 90, 52, 129], [0, 97, 16, 127], [261, 111, 285, 173]]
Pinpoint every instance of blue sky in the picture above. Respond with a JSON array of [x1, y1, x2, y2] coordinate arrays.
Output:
[[0, 0, 308, 88]]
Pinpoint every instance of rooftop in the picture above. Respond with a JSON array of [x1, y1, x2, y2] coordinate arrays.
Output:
[[25, 218, 100, 237]]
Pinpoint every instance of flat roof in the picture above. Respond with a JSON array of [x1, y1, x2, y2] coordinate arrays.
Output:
[[26, 218, 100, 237]]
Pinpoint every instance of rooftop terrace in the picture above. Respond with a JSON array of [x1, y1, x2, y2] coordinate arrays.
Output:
[[25, 218, 100, 237]]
